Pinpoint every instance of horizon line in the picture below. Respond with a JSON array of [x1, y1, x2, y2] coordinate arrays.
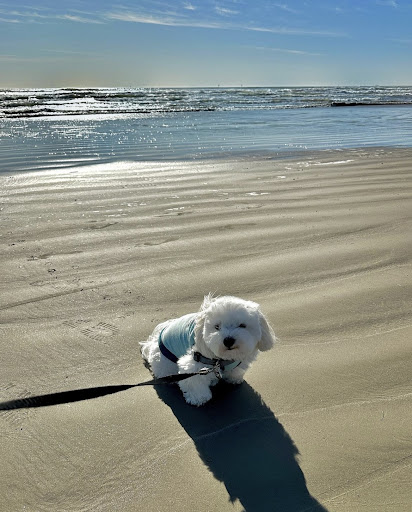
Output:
[[1, 84, 412, 90]]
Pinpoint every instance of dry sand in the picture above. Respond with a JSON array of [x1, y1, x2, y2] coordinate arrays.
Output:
[[1, 147, 411, 511]]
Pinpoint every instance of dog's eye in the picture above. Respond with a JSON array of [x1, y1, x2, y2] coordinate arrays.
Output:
[[214, 324, 220, 331], [239, 323, 246, 328]]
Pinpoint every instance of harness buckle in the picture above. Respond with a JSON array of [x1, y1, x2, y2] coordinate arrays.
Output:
[[198, 367, 213, 375], [213, 362, 223, 379]]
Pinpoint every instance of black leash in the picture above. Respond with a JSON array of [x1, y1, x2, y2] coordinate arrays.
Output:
[[0, 367, 215, 411], [0, 354, 238, 411], [136, 367, 215, 386]]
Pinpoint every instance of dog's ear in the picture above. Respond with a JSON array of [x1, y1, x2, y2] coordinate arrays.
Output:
[[200, 293, 215, 311], [194, 294, 215, 345], [194, 307, 207, 347], [257, 310, 276, 351]]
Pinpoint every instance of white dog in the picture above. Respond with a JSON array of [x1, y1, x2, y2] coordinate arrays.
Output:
[[140, 295, 276, 406]]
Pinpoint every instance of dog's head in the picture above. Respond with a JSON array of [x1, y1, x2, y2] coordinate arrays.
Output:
[[194, 295, 276, 361]]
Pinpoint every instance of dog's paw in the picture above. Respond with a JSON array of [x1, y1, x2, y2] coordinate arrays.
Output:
[[178, 376, 213, 406], [182, 387, 213, 406]]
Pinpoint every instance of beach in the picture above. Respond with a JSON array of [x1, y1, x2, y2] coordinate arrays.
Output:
[[1, 146, 411, 511]]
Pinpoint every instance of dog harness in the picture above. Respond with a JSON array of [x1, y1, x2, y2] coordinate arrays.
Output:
[[158, 313, 241, 374]]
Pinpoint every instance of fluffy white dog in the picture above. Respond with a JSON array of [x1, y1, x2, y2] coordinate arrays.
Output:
[[140, 295, 276, 406]]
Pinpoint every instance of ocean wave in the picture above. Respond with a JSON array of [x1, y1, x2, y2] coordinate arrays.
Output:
[[1, 86, 411, 119]]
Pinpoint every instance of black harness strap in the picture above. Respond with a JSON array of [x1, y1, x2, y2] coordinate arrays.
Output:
[[159, 338, 178, 363], [193, 351, 240, 372], [159, 338, 179, 363]]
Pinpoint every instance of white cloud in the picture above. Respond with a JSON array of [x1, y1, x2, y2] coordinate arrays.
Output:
[[105, 11, 192, 26], [0, 16, 20, 22], [105, 9, 346, 37], [252, 46, 322, 56], [57, 14, 104, 24], [0, 9, 44, 22], [0, 3, 345, 37], [0, 7, 103, 24], [273, 3, 300, 14], [215, 6, 239, 16], [246, 25, 345, 37]]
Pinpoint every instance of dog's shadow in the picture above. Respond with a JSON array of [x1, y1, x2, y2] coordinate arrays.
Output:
[[156, 381, 328, 512]]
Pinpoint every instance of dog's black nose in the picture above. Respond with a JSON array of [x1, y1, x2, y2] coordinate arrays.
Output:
[[223, 336, 235, 348]]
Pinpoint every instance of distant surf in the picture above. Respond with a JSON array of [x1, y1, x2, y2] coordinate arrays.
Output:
[[1, 86, 411, 119]]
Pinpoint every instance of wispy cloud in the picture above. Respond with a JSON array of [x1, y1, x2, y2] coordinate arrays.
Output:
[[0, 3, 346, 38], [104, 8, 346, 37], [273, 3, 300, 15], [57, 14, 104, 24], [105, 10, 208, 27], [0, 7, 103, 24], [215, 6, 240, 16], [0, 9, 45, 22], [252, 45, 322, 56], [0, 16, 19, 22], [183, 2, 196, 10], [246, 25, 345, 37]]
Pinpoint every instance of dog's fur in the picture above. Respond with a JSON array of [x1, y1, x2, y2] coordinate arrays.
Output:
[[140, 295, 276, 406]]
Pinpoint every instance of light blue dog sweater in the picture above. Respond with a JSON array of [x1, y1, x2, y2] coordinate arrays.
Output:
[[159, 313, 197, 361], [158, 313, 240, 372]]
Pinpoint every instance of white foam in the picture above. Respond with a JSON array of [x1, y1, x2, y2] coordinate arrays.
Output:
[[314, 160, 354, 166]]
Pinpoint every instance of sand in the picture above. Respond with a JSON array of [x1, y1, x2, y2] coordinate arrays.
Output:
[[1, 147, 411, 511]]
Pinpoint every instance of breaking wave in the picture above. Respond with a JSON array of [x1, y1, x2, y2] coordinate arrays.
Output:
[[1, 86, 411, 119]]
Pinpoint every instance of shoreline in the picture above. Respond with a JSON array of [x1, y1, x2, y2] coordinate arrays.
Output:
[[1, 147, 412, 511], [2, 144, 412, 177]]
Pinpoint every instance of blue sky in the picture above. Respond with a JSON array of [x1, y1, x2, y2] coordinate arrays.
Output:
[[1, 0, 411, 87]]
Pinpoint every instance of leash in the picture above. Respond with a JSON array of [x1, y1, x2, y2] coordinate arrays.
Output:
[[0, 364, 220, 411], [147, 352, 240, 384], [139, 352, 237, 385], [136, 365, 216, 386], [0, 354, 238, 410]]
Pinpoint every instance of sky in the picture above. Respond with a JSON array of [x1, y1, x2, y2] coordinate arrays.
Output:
[[0, 0, 411, 88]]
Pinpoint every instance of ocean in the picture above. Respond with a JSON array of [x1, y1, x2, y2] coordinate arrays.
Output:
[[1, 86, 411, 173]]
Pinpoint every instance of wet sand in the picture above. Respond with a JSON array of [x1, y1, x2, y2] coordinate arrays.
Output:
[[1, 147, 411, 511]]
